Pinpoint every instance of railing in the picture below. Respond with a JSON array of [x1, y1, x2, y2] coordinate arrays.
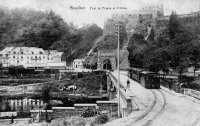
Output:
[[107, 72, 139, 111], [184, 88, 200, 100]]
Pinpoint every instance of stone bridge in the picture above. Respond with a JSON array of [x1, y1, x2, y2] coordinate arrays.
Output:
[[106, 72, 139, 117]]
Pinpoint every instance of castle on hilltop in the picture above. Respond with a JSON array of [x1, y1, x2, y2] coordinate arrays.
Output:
[[103, 4, 164, 36], [103, 4, 200, 39]]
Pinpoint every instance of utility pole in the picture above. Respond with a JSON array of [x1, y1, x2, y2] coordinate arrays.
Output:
[[117, 21, 120, 118], [199, 4, 200, 14], [97, 50, 100, 70], [115, 21, 122, 118]]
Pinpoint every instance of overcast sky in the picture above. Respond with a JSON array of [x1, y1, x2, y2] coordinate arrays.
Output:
[[0, 0, 199, 28]]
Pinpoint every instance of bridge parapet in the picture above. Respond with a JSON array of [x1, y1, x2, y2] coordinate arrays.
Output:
[[107, 72, 139, 117]]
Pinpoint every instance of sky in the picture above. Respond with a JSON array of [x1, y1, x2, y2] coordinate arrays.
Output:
[[0, 0, 200, 28]]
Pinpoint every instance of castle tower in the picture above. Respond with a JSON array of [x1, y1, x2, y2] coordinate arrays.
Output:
[[103, 18, 115, 35], [152, 4, 164, 18]]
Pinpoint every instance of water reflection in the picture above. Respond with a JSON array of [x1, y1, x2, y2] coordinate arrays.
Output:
[[0, 98, 45, 112]]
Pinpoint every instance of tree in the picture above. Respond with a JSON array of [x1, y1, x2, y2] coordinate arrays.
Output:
[[168, 11, 182, 40], [0, 7, 103, 61], [127, 10, 200, 79], [22, 10, 70, 50], [127, 34, 148, 69], [144, 47, 171, 73], [187, 41, 200, 76], [169, 28, 197, 75], [147, 27, 155, 42], [154, 12, 195, 75]]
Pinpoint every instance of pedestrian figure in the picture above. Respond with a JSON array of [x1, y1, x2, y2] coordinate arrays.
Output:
[[125, 79, 130, 92], [127, 79, 130, 88]]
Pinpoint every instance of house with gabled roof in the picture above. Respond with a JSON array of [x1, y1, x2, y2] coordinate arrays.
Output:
[[0, 47, 66, 69]]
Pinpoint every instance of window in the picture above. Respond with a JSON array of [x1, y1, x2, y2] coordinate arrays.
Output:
[[32, 52, 34, 54], [43, 56, 45, 59], [39, 51, 43, 54], [13, 56, 15, 58], [21, 52, 23, 54], [21, 56, 23, 58], [14, 52, 16, 54]]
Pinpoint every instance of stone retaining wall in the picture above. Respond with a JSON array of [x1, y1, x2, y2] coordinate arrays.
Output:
[[96, 101, 118, 117], [30, 102, 118, 120], [52, 107, 78, 119]]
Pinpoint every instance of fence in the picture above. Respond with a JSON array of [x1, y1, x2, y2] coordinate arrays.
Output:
[[184, 88, 200, 100]]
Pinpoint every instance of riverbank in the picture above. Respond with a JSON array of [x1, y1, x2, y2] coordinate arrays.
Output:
[[0, 115, 112, 126]]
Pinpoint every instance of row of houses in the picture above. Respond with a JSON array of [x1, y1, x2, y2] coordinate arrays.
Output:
[[0, 47, 86, 70], [0, 47, 66, 69]]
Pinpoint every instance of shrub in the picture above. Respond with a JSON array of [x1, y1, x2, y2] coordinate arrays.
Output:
[[71, 116, 86, 126], [178, 75, 194, 83], [94, 114, 109, 125], [81, 108, 98, 118], [188, 83, 200, 90], [78, 73, 83, 78]]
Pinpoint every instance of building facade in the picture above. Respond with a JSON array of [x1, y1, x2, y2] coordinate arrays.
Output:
[[73, 59, 84, 69], [103, 4, 200, 39], [0, 47, 15, 67], [45, 50, 65, 69], [103, 4, 164, 37], [0, 47, 66, 69]]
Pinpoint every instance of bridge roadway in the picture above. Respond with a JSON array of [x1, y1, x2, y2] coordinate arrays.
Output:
[[107, 71, 200, 126]]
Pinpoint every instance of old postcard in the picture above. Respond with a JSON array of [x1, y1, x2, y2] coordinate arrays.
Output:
[[0, 0, 200, 126]]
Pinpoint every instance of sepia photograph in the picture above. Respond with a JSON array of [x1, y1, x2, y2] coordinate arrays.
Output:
[[0, 0, 200, 125]]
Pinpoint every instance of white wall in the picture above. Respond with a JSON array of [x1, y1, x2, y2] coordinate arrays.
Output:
[[73, 60, 83, 69]]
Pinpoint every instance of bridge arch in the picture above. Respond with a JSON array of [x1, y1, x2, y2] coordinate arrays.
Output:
[[103, 59, 112, 70]]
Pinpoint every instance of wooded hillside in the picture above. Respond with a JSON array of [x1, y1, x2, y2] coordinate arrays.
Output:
[[0, 7, 103, 61]]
